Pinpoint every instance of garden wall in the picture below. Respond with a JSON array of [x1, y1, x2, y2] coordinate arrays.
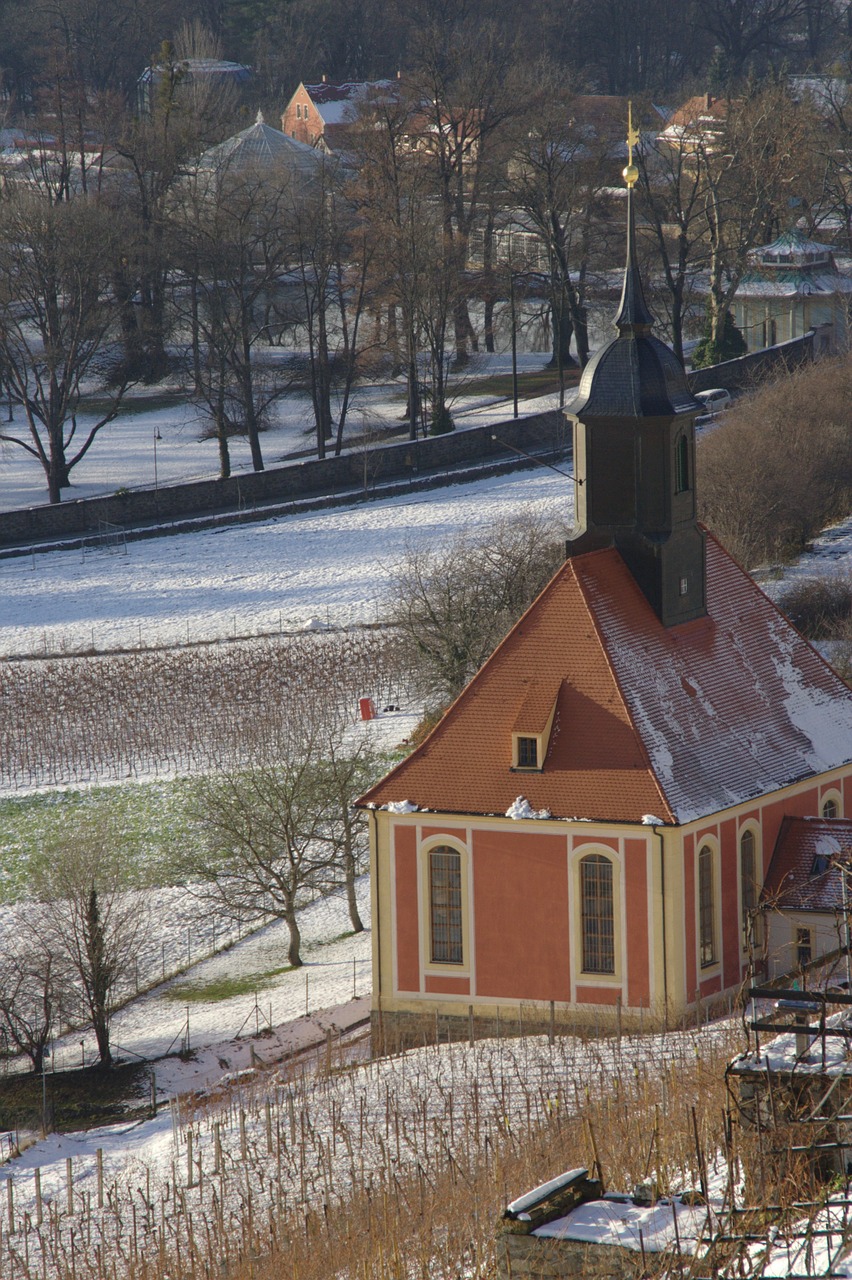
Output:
[[687, 330, 815, 393], [0, 411, 567, 550]]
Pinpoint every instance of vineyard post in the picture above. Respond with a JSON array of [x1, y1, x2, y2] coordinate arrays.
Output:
[[66, 1158, 73, 1216], [97, 1150, 103, 1210]]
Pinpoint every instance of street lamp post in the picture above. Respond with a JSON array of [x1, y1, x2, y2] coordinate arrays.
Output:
[[154, 428, 162, 517]]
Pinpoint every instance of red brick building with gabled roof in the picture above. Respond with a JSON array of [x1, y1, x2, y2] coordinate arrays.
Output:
[[358, 158, 852, 1038], [281, 80, 397, 151]]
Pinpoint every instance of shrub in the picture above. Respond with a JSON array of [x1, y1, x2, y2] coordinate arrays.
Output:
[[692, 310, 747, 368], [698, 357, 852, 567], [390, 512, 566, 704], [429, 404, 455, 435], [777, 576, 852, 640]]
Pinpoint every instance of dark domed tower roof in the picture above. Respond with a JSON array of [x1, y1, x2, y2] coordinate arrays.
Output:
[[571, 188, 701, 420]]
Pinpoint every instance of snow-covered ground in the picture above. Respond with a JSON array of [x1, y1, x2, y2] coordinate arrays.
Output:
[[0, 879, 373, 1080], [0, 468, 570, 655], [0, 351, 564, 513]]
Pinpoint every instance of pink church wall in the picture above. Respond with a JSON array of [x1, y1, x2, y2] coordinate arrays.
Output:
[[625, 838, 650, 1007], [472, 829, 571, 1003], [394, 827, 420, 993]]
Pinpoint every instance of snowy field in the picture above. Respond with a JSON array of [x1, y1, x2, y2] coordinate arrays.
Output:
[[0, 350, 564, 513], [0, 468, 570, 655]]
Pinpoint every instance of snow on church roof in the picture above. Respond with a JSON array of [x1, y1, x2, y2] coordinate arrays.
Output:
[[359, 535, 852, 826]]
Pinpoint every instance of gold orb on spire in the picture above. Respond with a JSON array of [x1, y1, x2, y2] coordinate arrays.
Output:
[[624, 100, 639, 188]]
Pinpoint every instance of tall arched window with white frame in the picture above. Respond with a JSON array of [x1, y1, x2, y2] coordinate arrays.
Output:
[[698, 845, 716, 968], [740, 829, 757, 951], [580, 854, 614, 974], [429, 846, 463, 965]]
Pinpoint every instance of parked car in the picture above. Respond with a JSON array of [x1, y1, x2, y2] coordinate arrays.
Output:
[[694, 387, 732, 416]]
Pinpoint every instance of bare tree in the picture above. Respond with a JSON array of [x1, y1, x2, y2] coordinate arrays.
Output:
[[183, 708, 382, 959], [174, 144, 306, 474], [112, 32, 241, 383], [408, 8, 519, 367], [390, 511, 566, 704], [0, 191, 132, 503], [316, 734, 382, 934], [0, 926, 54, 1074], [36, 838, 147, 1067], [185, 741, 336, 967], [701, 84, 815, 351], [698, 0, 807, 82], [635, 107, 709, 366], [290, 160, 374, 459], [508, 70, 618, 374]]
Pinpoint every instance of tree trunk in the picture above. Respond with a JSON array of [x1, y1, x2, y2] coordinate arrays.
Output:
[[238, 336, 264, 473], [344, 845, 364, 934], [548, 293, 574, 371], [215, 372, 230, 481], [284, 909, 302, 967], [482, 212, 496, 354]]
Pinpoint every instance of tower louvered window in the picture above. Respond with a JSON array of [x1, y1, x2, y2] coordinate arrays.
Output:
[[581, 854, 614, 974], [675, 433, 690, 493]]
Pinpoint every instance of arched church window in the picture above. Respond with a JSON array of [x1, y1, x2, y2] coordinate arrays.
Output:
[[675, 433, 690, 494], [740, 829, 757, 950], [698, 845, 716, 968], [822, 797, 838, 819], [429, 846, 463, 964], [580, 854, 614, 974]]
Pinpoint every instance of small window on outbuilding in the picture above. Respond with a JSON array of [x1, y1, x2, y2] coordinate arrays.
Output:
[[296, 104, 301, 118], [796, 927, 812, 970], [517, 736, 538, 768], [823, 797, 839, 819]]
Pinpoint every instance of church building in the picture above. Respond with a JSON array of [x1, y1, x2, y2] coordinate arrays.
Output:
[[357, 128, 852, 1036]]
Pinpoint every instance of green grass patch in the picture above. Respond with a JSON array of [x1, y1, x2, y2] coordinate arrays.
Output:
[[165, 966, 297, 1004], [0, 1060, 152, 1132], [0, 777, 203, 902]]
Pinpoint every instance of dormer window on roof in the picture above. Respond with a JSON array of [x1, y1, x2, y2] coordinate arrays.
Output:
[[511, 681, 561, 772]]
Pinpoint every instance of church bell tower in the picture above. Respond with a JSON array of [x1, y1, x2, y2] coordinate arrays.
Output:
[[565, 106, 707, 628]]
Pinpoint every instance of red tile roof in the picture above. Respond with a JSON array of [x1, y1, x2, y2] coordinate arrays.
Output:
[[359, 535, 852, 825], [763, 817, 852, 912]]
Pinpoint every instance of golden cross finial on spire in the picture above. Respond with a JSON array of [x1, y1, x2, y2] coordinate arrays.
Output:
[[623, 100, 639, 188]]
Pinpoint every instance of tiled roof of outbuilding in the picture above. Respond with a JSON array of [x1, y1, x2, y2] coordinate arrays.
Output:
[[359, 536, 852, 825], [763, 817, 852, 912]]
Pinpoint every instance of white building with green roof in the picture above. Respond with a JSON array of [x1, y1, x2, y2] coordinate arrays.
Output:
[[733, 228, 852, 353]]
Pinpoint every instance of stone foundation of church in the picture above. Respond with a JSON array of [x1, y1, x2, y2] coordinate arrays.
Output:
[[368, 1001, 711, 1054]]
